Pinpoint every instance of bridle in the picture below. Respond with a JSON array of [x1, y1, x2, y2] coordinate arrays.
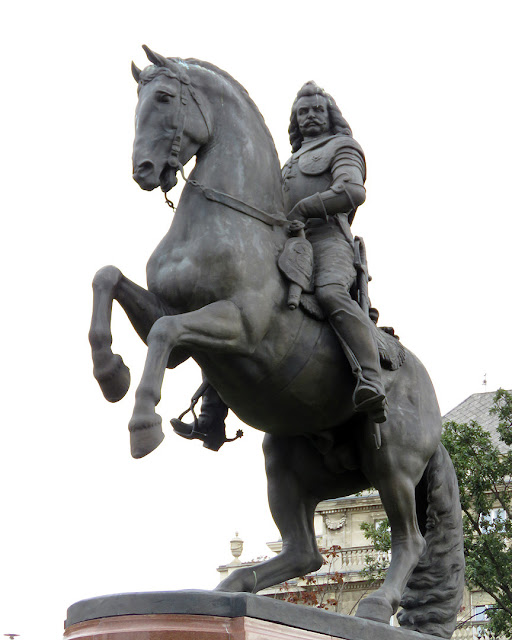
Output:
[[137, 47, 287, 227], [161, 66, 211, 209]]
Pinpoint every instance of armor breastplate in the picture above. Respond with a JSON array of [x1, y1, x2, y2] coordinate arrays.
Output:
[[283, 164, 331, 212], [282, 135, 365, 212]]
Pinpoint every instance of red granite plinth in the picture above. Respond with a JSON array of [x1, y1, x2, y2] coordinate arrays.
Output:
[[64, 591, 442, 640], [64, 613, 334, 640]]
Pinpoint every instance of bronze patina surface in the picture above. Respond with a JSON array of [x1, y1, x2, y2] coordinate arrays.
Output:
[[88, 48, 464, 638]]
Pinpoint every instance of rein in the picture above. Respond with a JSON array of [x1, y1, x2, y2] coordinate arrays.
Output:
[[166, 168, 287, 228], [165, 160, 287, 228], [187, 178, 288, 228]]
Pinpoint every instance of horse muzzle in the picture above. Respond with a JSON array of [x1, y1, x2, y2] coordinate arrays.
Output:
[[133, 160, 159, 191], [133, 160, 177, 192]]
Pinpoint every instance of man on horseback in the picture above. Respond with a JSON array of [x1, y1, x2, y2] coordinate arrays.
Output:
[[282, 81, 387, 423], [172, 81, 386, 449]]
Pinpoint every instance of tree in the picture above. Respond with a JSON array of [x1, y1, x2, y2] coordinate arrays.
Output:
[[361, 390, 512, 638], [442, 389, 512, 638], [360, 519, 391, 582], [277, 545, 345, 611]]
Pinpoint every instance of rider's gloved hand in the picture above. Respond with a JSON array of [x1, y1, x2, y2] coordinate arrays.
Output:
[[287, 192, 328, 222]]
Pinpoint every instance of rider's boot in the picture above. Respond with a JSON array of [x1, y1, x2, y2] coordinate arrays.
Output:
[[171, 383, 230, 451], [329, 307, 387, 423]]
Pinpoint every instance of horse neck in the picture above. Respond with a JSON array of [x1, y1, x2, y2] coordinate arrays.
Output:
[[188, 66, 283, 214]]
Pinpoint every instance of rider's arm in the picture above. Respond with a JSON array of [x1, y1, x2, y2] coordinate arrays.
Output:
[[287, 148, 366, 222]]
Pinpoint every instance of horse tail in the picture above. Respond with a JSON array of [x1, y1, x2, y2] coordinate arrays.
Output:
[[397, 443, 465, 638]]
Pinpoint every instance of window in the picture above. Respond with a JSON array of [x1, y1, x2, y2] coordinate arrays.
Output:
[[479, 508, 507, 534], [472, 605, 488, 622]]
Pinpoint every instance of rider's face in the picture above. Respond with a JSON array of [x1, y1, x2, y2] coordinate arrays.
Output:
[[296, 95, 330, 138]]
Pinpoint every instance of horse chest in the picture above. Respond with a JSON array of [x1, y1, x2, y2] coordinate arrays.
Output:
[[146, 238, 241, 311]]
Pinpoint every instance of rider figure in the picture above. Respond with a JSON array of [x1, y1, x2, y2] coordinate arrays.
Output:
[[283, 81, 386, 423], [172, 81, 387, 450]]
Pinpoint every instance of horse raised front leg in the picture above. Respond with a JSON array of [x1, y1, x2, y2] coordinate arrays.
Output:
[[129, 300, 244, 459], [89, 265, 170, 402], [356, 471, 426, 624]]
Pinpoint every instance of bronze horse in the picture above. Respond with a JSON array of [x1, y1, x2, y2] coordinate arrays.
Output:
[[89, 47, 464, 638]]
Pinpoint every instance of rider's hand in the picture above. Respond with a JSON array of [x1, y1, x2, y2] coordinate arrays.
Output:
[[287, 208, 307, 224], [288, 193, 327, 222]]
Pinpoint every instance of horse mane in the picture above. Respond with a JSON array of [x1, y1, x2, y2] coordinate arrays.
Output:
[[180, 58, 278, 152]]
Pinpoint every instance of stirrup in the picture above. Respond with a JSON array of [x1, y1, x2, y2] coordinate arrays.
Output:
[[171, 393, 210, 441], [171, 417, 204, 440], [171, 416, 243, 451], [170, 399, 243, 450]]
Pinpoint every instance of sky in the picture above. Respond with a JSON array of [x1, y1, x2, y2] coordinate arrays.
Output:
[[1, 1, 512, 638]]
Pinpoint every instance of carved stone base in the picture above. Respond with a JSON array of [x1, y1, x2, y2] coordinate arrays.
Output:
[[65, 614, 344, 640], [64, 590, 440, 640]]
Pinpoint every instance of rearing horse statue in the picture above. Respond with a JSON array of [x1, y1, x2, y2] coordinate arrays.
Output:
[[88, 47, 464, 638]]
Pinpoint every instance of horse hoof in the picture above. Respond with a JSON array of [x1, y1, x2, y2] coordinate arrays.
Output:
[[129, 414, 164, 459], [94, 354, 131, 402], [214, 571, 256, 593], [356, 595, 393, 624]]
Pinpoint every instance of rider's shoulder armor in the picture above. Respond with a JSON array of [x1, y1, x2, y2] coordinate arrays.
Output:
[[298, 135, 365, 176]]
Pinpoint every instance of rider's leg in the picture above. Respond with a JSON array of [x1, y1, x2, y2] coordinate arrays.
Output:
[[171, 380, 229, 451], [316, 283, 387, 422]]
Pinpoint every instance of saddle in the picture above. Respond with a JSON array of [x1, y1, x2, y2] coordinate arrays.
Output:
[[278, 229, 406, 371]]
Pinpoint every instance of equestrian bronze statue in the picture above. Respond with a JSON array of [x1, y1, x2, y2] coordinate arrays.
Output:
[[88, 47, 465, 638]]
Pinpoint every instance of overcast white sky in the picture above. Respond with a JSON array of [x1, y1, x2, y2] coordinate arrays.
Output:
[[1, 1, 511, 638]]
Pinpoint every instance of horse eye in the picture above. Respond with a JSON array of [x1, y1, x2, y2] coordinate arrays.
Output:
[[156, 93, 173, 103]]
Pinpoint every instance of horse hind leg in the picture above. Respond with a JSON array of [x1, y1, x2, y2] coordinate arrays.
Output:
[[356, 469, 427, 625], [89, 265, 169, 403]]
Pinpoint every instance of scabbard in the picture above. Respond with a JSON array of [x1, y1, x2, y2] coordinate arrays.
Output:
[[354, 236, 370, 316]]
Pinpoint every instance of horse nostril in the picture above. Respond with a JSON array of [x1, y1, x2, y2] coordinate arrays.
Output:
[[133, 160, 159, 190], [134, 160, 155, 178]]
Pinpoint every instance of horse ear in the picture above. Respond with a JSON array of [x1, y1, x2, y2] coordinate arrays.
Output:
[[131, 61, 141, 83], [142, 45, 169, 68]]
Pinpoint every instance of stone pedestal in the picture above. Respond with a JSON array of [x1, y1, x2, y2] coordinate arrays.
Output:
[[64, 591, 440, 640]]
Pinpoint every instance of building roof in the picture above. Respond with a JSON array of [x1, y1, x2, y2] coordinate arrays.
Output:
[[442, 390, 511, 452]]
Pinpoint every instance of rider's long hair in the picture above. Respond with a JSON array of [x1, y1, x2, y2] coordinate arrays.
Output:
[[288, 82, 352, 152]]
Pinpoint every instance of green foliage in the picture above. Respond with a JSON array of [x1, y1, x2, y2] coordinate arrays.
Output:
[[441, 389, 512, 638], [360, 518, 391, 581], [359, 390, 512, 637]]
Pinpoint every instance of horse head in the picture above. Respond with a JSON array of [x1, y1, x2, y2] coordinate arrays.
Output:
[[132, 46, 211, 193]]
